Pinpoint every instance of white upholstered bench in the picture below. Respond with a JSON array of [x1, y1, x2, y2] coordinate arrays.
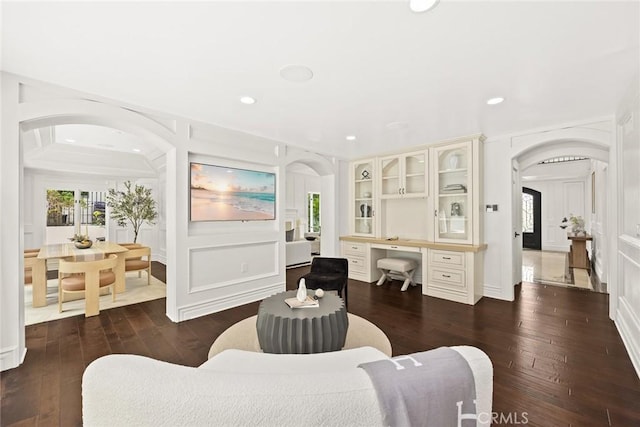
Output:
[[376, 258, 418, 291]]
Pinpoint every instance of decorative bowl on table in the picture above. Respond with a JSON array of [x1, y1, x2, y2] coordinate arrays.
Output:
[[74, 240, 93, 249], [305, 236, 316, 241]]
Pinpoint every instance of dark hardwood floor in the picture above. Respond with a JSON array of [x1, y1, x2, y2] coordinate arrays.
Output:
[[2, 262, 639, 426]]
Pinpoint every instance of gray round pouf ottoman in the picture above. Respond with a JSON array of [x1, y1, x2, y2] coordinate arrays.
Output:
[[209, 313, 392, 359]]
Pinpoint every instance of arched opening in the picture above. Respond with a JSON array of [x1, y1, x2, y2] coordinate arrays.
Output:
[[17, 100, 176, 335], [284, 150, 338, 261], [512, 138, 613, 307]]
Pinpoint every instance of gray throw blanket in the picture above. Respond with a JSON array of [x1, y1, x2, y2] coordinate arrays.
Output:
[[358, 347, 477, 427]]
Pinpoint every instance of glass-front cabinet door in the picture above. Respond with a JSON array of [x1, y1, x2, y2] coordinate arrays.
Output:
[[380, 156, 400, 198], [433, 141, 472, 243], [379, 151, 427, 199], [403, 151, 427, 198], [352, 159, 375, 236]]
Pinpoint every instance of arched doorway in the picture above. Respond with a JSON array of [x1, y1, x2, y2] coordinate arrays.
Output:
[[15, 98, 177, 360], [284, 149, 338, 257], [511, 134, 615, 316]]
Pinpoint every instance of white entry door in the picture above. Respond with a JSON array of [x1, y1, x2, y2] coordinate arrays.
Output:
[[512, 162, 522, 286]]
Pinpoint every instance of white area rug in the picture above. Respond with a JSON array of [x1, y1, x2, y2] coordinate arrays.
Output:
[[24, 273, 166, 325], [208, 313, 392, 359]]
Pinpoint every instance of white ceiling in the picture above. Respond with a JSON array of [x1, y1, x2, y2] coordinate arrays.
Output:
[[53, 124, 157, 156], [22, 124, 159, 177], [3, 1, 639, 160]]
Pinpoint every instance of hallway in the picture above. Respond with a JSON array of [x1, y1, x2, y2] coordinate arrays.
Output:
[[522, 249, 606, 292]]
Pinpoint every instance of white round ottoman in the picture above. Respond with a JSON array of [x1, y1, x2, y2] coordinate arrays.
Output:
[[209, 313, 392, 359]]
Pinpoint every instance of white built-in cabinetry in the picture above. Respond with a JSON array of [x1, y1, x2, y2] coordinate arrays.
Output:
[[426, 248, 484, 305], [433, 139, 482, 245], [351, 159, 376, 237], [342, 135, 485, 305], [341, 240, 383, 283]]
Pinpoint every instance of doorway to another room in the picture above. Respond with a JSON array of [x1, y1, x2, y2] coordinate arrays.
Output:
[[520, 156, 607, 293], [522, 187, 541, 250]]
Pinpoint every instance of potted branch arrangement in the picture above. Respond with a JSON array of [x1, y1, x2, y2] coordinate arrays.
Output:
[[106, 181, 158, 244], [559, 214, 586, 235]]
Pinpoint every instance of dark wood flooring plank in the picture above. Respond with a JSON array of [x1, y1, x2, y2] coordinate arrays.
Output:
[[1, 263, 639, 426]]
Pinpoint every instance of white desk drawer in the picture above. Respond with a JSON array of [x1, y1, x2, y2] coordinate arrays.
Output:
[[343, 242, 367, 256], [429, 267, 466, 289], [371, 243, 421, 253], [347, 256, 366, 273], [430, 250, 465, 268]]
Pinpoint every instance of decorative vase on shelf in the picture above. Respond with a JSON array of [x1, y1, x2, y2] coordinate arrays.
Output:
[[450, 202, 462, 217], [448, 153, 460, 170], [360, 203, 372, 218]]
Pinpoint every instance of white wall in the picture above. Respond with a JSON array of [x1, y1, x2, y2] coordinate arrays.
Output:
[[1, 72, 25, 370], [615, 79, 640, 377], [1, 73, 342, 370], [480, 138, 513, 300], [523, 159, 591, 252], [590, 160, 608, 279]]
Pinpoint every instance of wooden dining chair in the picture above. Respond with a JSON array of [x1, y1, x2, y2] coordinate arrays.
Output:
[[124, 246, 152, 285], [24, 250, 39, 285], [58, 254, 118, 317]]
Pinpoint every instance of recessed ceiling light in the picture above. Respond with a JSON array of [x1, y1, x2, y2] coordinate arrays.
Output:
[[410, 0, 440, 13], [280, 65, 314, 83], [132, 148, 141, 153], [65, 138, 76, 143], [487, 97, 505, 105], [240, 96, 256, 105], [346, 135, 357, 141]]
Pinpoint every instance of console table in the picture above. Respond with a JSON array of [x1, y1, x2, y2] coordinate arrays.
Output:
[[567, 233, 592, 271], [256, 290, 348, 354]]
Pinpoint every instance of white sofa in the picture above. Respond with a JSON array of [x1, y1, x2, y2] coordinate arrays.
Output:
[[83, 346, 493, 426], [285, 239, 312, 267]]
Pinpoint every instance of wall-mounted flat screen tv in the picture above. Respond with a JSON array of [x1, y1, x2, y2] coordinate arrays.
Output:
[[190, 162, 276, 221]]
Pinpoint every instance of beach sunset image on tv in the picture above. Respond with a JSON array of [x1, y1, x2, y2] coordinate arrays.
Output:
[[190, 162, 276, 221]]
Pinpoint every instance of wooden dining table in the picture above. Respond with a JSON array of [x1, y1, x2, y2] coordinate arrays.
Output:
[[32, 241, 129, 308]]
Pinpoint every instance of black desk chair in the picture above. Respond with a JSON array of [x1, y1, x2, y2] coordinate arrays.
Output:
[[298, 257, 349, 309]]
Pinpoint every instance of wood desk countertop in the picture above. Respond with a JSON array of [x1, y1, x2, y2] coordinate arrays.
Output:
[[339, 236, 487, 253]]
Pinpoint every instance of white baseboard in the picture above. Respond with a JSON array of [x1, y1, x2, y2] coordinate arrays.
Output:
[[176, 282, 284, 322], [483, 283, 505, 300], [615, 296, 640, 379], [152, 254, 167, 264], [0, 345, 26, 372]]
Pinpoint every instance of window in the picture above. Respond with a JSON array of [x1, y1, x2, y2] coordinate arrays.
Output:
[[46, 189, 106, 226], [46, 189, 75, 226], [522, 193, 534, 233], [307, 192, 320, 232]]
